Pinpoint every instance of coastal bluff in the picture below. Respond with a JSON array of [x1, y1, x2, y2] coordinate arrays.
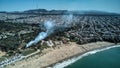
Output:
[[6, 42, 114, 68]]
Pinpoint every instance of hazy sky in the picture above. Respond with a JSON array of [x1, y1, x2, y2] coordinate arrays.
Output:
[[0, 0, 120, 13]]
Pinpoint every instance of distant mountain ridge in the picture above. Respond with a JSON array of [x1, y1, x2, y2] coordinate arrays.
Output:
[[0, 9, 120, 15]]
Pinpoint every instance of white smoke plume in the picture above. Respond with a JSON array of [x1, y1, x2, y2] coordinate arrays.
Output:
[[26, 14, 74, 48], [62, 14, 73, 27], [26, 21, 55, 48]]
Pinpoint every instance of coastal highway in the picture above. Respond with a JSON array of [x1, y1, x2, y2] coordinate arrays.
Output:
[[0, 50, 40, 68]]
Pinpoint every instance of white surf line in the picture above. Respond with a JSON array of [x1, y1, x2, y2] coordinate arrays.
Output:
[[52, 44, 120, 68]]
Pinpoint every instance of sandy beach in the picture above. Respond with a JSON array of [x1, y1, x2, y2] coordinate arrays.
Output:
[[0, 51, 6, 57], [5, 41, 115, 68]]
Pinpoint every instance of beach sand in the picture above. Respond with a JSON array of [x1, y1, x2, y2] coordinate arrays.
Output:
[[5, 41, 114, 68], [0, 51, 6, 57]]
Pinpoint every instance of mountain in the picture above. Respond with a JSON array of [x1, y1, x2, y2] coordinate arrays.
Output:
[[23, 9, 68, 14], [0, 9, 120, 15]]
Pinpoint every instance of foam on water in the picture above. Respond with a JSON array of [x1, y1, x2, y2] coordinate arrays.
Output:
[[52, 45, 120, 68]]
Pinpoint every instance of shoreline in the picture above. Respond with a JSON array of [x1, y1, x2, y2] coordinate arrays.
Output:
[[47, 43, 115, 68], [5, 41, 118, 68], [52, 44, 120, 68]]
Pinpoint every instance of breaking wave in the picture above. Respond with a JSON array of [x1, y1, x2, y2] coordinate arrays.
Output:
[[52, 44, 120, 68]]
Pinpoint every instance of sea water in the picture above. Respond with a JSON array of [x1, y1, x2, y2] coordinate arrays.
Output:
[[53, 45, 120, 68]]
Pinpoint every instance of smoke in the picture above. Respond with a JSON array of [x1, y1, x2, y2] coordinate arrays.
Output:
[[26, 14, 74, 48], [26, 21, 55, 48], [62, 14, 73, 27]]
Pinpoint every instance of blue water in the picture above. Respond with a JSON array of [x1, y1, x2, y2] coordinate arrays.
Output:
[[65, 47, 120, 68]]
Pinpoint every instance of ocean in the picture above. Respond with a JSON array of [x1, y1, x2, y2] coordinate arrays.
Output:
[[53, 45, 120, 68]]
